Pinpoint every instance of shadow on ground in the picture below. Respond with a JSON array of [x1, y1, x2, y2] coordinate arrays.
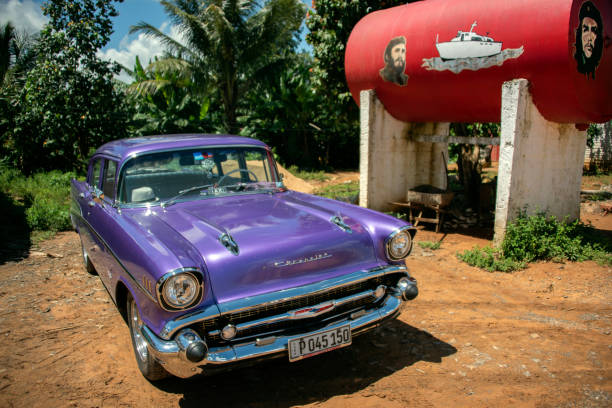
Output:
[[0, 191, 31, 264], [154, 320, 456, 407]]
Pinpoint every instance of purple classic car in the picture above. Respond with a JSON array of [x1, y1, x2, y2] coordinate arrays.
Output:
[[70, 134, 418, 380]]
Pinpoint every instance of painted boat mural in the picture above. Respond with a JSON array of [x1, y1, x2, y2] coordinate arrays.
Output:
[[435, 21, 502, 60]]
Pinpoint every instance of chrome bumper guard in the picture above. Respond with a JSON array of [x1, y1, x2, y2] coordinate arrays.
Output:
[[141, 291, 409, 378]]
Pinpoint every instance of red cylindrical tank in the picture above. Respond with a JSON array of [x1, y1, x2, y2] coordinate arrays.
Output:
[[345, 0, 611, 124]]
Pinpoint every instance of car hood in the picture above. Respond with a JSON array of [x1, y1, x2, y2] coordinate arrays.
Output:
[[129, 192, 379, 304]]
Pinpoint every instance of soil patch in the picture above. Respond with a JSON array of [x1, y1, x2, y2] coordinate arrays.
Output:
[[0, 174, 610, 407]]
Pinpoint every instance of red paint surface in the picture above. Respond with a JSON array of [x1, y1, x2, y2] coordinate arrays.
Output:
[[345, 0, 611, 124]]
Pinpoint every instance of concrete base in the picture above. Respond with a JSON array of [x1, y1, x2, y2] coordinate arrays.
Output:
[[359, 90, 449, 211], [493, 79, 587, 244]]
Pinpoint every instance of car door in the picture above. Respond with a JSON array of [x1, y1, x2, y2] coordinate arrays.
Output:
[[84, 158, 122, 289], [77, 157, 106, 275]]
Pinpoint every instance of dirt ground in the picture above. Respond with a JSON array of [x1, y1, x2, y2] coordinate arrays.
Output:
[[0, 175, 610, 407]]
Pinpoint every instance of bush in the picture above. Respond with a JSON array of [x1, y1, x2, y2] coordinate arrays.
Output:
[[26, 196, 71, 231], [457, 211, 612, 271], [502, 211, 611, 264], [0, 166, 74, 233], [457, 246, 526, 272]]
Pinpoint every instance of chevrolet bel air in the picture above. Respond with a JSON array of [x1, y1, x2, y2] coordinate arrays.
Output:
[[70, 134, 418, 380]]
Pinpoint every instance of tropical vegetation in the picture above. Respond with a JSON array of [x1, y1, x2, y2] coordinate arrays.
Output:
[[1, 0, 608, 262], [1, 0, 415, 176], [129, 0, 305, 134], [457, 211, 612, 271]]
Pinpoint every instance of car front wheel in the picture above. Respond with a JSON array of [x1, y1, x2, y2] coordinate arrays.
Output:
[[127, 293, 169, 381]]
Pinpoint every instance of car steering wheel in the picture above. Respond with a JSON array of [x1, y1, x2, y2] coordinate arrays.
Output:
[[217, 168, 259, 186]]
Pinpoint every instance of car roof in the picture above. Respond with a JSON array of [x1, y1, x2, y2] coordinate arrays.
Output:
[[94, 134, 269, 160]]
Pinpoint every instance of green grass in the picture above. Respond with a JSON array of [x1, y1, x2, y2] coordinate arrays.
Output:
[[457, 211, 612, 272], [286, 165, 330, 182], [581, 170, 612, 189], [314, 181, 359, 203], [418, 241, 441, 250]]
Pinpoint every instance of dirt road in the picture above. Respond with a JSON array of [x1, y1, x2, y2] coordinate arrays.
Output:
[[0, 212, 610, 407]]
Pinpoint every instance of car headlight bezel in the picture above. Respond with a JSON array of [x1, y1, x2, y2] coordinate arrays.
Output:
[[156, 268, 203, 311], [385, 226, 414, 261]]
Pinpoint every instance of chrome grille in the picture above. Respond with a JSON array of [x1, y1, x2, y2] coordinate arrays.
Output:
[[194, 272, 403, 345], [234, 294, 375, 341]]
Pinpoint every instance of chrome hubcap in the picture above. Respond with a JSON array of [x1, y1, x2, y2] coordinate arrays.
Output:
[[130, 300, 148, 361]]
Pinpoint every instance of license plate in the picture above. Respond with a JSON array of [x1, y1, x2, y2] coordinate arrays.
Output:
[[288, 324, 352, 362]]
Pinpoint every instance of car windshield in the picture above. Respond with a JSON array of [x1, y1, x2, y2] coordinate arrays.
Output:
[[119, 146, 282, 205]]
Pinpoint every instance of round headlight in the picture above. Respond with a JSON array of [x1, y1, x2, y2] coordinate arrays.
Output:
[[386, 229, 413, 260], [160, 272, 200, 309]]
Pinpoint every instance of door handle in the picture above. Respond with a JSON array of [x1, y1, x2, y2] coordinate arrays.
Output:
[[88, 201, 96, 207]]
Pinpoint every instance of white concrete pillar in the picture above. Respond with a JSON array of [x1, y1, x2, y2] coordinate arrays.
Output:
[[494, 79, 587, 244], [359, 90, 449, 211]]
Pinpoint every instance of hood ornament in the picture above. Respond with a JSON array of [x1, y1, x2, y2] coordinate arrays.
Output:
[[330, 212, 352, 234], [219, 231, 239, 256]]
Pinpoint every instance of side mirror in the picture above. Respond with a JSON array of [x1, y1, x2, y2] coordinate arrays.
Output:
[[91, 187, 104, 200]]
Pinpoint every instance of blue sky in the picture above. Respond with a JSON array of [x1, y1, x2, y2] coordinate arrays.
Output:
[[1, 0, 312, 82]]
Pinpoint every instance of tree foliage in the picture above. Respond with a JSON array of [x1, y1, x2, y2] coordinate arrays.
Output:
[[8, 0, 128, 174], [305, 0, 411, 168], [126, 56, 210, 135], [239, 54, 324, 168], [131, 0, 306, 134], [0, 22, 39, 165]]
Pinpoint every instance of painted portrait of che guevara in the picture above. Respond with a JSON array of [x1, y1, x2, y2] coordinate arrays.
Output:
[[379, 36, 409, 86], [574, 1, 604, 79]]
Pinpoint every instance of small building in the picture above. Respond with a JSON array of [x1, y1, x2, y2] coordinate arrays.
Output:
[[584, 122, 612, 171]]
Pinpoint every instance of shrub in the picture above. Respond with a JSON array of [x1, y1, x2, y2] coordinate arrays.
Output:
[[26, 196, 71, 231], [457, 211, 612, 271], [502, 211, 611, 264], [457, 246, 526, 272], [0, 166, 74, 234]]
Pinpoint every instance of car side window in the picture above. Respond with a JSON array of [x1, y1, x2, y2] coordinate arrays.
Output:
[[220, 152, 240, 176], [89, 158, 102, 189], [102, 160, 118, 200]]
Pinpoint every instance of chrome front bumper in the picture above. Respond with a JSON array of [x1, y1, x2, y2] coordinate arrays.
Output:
[[141, 292, 409, 378]]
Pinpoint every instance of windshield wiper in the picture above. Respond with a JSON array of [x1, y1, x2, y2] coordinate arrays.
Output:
[[220, 182, 251, 191], [161, 183, 214, 208], [222, 182, 281, 193]]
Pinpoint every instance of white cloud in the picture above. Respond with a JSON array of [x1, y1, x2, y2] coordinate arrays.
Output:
[[97, 22, 185, 83], [0, 0, 48, 34]]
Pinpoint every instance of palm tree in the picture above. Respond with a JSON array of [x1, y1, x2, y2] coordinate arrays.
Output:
[[0, 22, 38, 88], [0, 22, 16, 85], [130, 0, 306, 133], [126, 55, 211, 135]]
